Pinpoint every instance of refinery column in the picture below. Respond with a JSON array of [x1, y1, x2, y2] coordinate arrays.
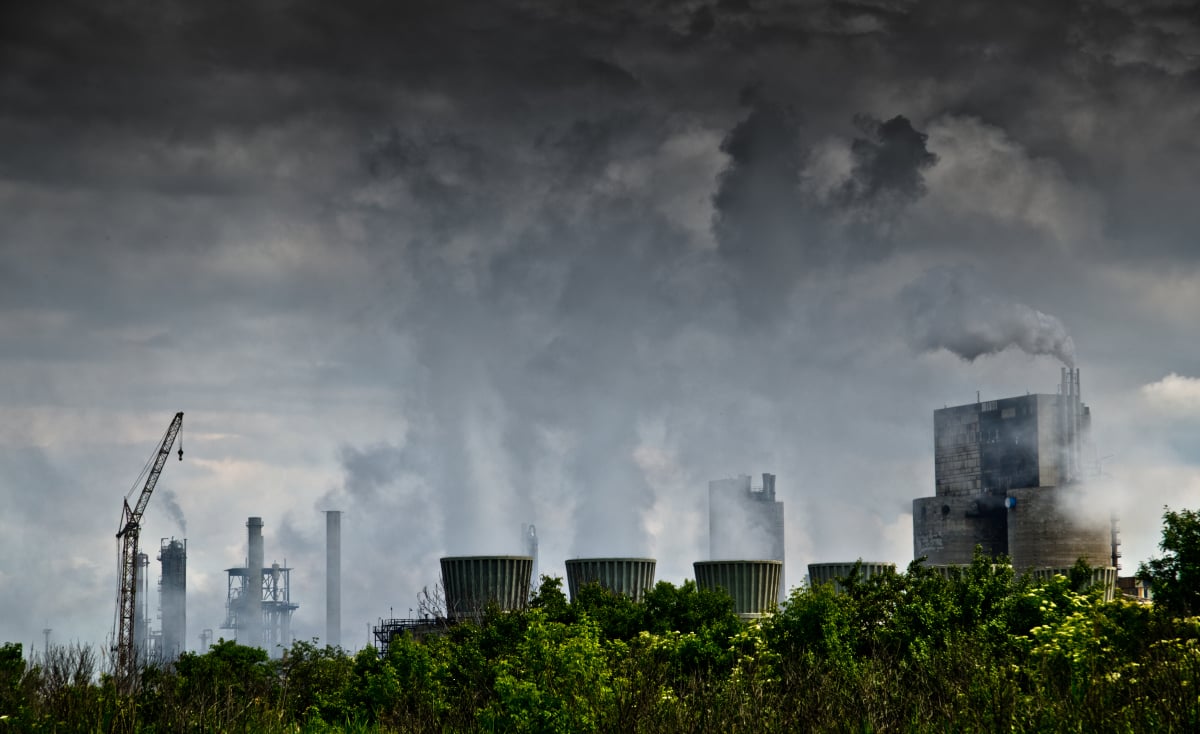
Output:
[[159, 538, 187, 659], [325, 510, 341, 648]]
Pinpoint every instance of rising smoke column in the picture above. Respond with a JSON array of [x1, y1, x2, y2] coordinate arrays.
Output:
[[712, 94, 939, 318], [900, 265, 1076, 366], [158, 488, 186, 535]]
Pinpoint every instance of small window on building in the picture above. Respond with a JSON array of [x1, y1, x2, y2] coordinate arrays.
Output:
[[1001, 407, 1016, 419]]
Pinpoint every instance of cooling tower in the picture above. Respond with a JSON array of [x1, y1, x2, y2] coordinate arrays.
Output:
[[693, 560, 781, 619], [924, 562, 1011, 581], [565, 558, 656, 602], [1031, 566, 1118, 602], [807, 562, 896, 593], [912, 495, 1008, 564], [440, 556, 533, 621], [159, 538, 186, 659], [1005, 487, 1111, 571]]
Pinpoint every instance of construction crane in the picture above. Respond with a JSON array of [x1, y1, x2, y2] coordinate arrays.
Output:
[[114, 412, 183, 690]]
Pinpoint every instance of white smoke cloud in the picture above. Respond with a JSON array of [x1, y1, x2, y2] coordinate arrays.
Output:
[[1142, 373, 1200, 418], [901, 265, 1077, 366]]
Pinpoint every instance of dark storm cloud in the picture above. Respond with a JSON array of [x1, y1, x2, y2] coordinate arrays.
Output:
[[840, 115, 937, 209], [713, 95, 808, 267], [712, 94, 937, 318]]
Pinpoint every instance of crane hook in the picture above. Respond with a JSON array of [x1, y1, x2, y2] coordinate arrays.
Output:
[[178, 427, 184, 461]]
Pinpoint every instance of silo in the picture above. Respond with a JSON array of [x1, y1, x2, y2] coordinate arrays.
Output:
[[565, 558, 656, 602], [159, 538, 187, 659], [807, 562, 896, 593], [1005, 487, 1110, 571], [440, 556, 533, 621], [693, 560, 781, 619]]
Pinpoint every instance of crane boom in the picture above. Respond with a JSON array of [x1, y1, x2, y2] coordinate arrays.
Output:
[[114, 412, 183, 691]]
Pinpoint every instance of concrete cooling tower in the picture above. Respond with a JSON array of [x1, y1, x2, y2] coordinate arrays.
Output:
[[807, 562, 896, 593], [564, 558, 656, 602], [693, 560, 782, 619], [1031, 566, 1118, 602], [1005, 487, 1111, 571], [440, 556, 533, 621]]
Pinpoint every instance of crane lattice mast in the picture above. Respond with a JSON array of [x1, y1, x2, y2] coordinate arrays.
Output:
[[114, 412, 183, 690]]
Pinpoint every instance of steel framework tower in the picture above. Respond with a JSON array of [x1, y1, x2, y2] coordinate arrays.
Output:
[[114, 412, 183, 690]]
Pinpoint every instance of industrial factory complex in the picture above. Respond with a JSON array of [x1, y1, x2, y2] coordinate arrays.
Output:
[[118, 367, 1144, 664], [912, 368, 1118, 572]]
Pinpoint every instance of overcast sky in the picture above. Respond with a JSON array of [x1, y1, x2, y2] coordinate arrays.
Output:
[[3, 0, 1199, 655]]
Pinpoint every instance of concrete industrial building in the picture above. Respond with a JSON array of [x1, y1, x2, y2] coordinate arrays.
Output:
[[913, 368, 1114, 571], [709, 473, 785, 601]]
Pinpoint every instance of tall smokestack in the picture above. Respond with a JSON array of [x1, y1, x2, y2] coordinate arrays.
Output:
[[1059, 367, 1085, 483], [245, 517, 264, 647], [325, 510, 341, 648]]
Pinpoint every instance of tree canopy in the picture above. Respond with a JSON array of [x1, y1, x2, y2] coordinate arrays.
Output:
[[1139, 506, 1200, 617]]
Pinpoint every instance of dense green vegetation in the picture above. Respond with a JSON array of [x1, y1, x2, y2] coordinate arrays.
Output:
[[1139, 506, 1200, 617], [4, 509, 1200, 732]]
